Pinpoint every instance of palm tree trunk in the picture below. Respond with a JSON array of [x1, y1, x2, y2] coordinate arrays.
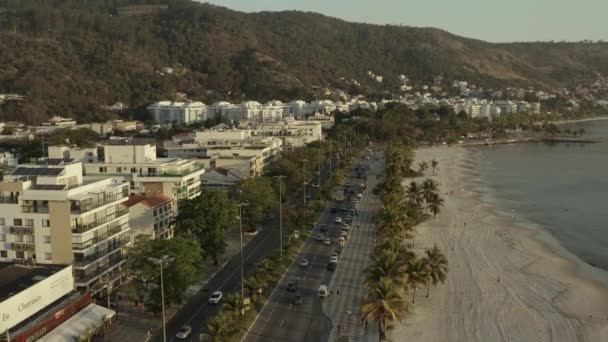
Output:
[[426, 282, 431, 298], [412, 285, 417, 303]]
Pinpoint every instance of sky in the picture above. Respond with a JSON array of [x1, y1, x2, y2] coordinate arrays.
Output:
[[201, 0, 608, 43]]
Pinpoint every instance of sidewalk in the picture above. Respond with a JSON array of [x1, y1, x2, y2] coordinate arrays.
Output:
[[324, 156, 382, 342], [106, 226, 256, 340]]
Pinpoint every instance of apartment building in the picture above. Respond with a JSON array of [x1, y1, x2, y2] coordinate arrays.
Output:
[[147, 101, 208, 127], [0, 159, 130, 294], [123, 194, 175, 242], [84, 138, 204, 200], [48, 146, 98, 164], [250, 119, 323, 148]]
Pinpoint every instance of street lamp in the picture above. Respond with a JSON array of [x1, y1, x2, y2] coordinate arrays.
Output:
[[300, 158, 308, 210], [273, 175, 286, 265], [237, 202, 249, 311], [148, 255, 172, 342]]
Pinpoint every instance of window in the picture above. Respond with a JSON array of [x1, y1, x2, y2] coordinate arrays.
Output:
[[153, 210, 157, 217], [0, 218, 5, 225], [130, 168, 137, 173], [14, 235, 23, 242], [99, 167, 107, 173], [43, 236, 51, 244], [116, 167, 122, 173], [13, 218, 22, 226], [0, 233, 5, 241], [44, 252, 52, 260], [26, 235, 34, 243], [154, 223, 158, 230], [24, 219, 34, 227], [15, 251, 24, 259], [0, 251, 7, 258], [42, 219, 50, 227]]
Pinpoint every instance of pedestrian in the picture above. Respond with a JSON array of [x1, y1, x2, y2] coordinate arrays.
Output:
[[337, 288, 340, 295]]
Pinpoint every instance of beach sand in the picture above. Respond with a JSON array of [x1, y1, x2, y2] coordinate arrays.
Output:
[[391, 146, 608, 342]]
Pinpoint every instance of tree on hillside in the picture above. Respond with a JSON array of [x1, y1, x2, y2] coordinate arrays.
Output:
[[174, 189, 236, 265], [126, 237, 203, 314]]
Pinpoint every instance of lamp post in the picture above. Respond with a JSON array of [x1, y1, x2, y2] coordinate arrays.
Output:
[[148, 255, 171, 342], [273, 175, 286, 265], [300, 158, 308, 210], [237, 202, 249, 309]]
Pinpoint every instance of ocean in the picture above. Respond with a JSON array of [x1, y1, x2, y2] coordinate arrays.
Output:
[[473, 119, 608, 279]]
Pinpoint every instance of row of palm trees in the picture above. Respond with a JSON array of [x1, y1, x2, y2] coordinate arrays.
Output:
[[361, 144, 448, 341]]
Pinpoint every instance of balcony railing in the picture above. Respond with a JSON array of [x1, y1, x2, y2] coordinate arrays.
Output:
[[134, 166, 204, 178], [75, 255, 125, 284], [12, 242, 36, 252], [72, 207, 129, 233], [73, 242, 123, 268], [71, 189, 129, 214], [72, 222, 129, 251], [0, 196, 19, 204], [20, 205, 49, 213], [10, 226, 34, 235]]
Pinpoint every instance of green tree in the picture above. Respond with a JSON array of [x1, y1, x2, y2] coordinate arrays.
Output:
[[126, 237, 203, 314], [431, 159, 439, 176], [421, 179, 439, 205], [361, 277, 407, 341], [205, 312, 234, 342], [407, 258, 429, 303], [417, 161, 429, 175], [174, 189, 236, 265], [406, 181, 423, 206], [423, 245, 448, 298], [237, 177, 276, 231], [427, 192, 444, 217]]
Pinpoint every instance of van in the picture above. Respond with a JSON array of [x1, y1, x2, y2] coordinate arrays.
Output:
[[318, 285, 329, 298]]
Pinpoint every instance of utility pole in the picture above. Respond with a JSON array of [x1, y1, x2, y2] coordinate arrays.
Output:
[[148, 255, 171, 342], [300, 158, 308, 210], [329, 143, 332, 176], [237, 202, 249, 311], [274, 176, 286, 265], [318, 151, 322, 186]]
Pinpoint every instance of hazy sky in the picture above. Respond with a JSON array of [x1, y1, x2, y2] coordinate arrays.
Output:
[[202, 0, 608, 43]]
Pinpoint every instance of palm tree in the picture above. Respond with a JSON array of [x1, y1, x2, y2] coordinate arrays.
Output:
[[423, 245, 448, 298], [418, 161, 429, 175], [361, 277, 408, 340], [365, 249, 409, 288], [427, 193, 444, 217], [245, 273, 268, 299], [206, 312, 233, 341], [431, 159, 439, 176], [376, 204, 412, 238], [222, 294, 246, 317], [406, 181, 423, 206], [421, 179, 439, 204], [407, 259, 429, 303]]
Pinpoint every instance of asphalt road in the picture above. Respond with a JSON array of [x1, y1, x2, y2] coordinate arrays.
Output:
[[150, 158, 334, 342], [243, 149, 381, 342]]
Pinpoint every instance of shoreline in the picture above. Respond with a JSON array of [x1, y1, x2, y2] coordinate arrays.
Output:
[[552, 116, 608, 126], [391, 146, 608, 342]]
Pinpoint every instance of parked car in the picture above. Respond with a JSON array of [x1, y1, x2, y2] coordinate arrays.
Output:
[[356, 192, 363, 198], [292, 293, 303, 305], [299, 258, 310, 267], [208, 291, 223, 304], [318, 285, 329, 297], [334, 217, 343, 224], [287, 279, 298, 292], [312, 183, 320, 188], [323, 237, 331, 245], [327, 262, 337, 271], [319, 225, 328, 232], [329, 255, 339, 263], [331, 252, 340, 259], [176, 325, 192, 340], [315, 234, 325, 241]]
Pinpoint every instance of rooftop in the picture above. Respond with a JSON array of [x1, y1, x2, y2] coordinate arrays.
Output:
[[101, 138, 156, 146], [0, 263, 67, 302], [123, 194, 173, 208]]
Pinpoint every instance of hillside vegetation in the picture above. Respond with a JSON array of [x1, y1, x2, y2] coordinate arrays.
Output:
[[1, 0, 608, 123]]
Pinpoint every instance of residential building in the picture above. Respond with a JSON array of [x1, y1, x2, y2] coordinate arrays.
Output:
[[147, 101, 208, 127], [0, 159, 130, 294], [250, 119, 323, 148], [307, 114, 335, 129], [0, 149, 18, 167], [47, 146, 98, 164], [84, 138, 204, 200], [122, 194, 175, 242], [284, 100, 307, 118], [201, 167, 249, 192]]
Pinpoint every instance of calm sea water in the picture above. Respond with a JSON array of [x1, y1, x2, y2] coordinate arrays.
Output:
[[474, 119, 608, 273]]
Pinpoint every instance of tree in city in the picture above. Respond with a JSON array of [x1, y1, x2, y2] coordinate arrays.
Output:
[[407, 258, 430, 303], [222, 294, 247, 318], [174, 189, 236, 265], [126, 237, 203, 314], [427, 192, 445, 217], [205, 312, 234, 342], [236, 177, 277, 232], [421, 179, 439, 205], [431, 159, 439, 176], [406, 181, 423, 206], [361, 277, 407, 341], [418, 161, 429, 175], [423, 245, 448, 298]]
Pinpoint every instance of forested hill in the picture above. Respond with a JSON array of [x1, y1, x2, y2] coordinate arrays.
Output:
[[1, 0, 608, 124]]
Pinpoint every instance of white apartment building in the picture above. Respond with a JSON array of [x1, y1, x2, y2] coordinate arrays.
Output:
[[0, 149, 18, 167], [284, 100, 307, 118], [48, 146, 98, 164], [123, 194, 175, 242], [0, 159, 130, 294], [307, 114, 335, 129], [251, 119, 323, 149], [84, 138, 204, 200], [208, 102, 244, 122], [495, 100, 517, 114], [261, 101, 286, 122], [147, 101, 207, 127]]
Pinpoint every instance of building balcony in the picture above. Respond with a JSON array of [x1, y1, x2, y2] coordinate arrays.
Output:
[[75, 255, 125, 284], [72, 207, 129, 234], [11, 242, 36, 252], [10, 226, 34, 235], [73, 242, 124, 268], [20, 205, 49, 213], [71, 188, 129, 214], [133, 165, 204, 178], [72, 222, 129, 251]]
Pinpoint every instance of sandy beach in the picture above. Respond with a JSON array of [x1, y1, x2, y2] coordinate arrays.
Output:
[[391, 146, 608, 342]]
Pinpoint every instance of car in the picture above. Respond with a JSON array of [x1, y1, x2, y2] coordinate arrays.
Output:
[[327, 262, 337, 271], [315, 233, 325, 241], [331, 251, 340, 259], [340, 231, 348, 239], [292, 293, 303, 305], [176, 325, 192, 340], [318, 285, 329, 297], [350, 209, 357, 215], [335, 245, 343, 254], [330, 207, 338, 213], [345, 215, 352, 223], [313, 171, 320, 176], [306, 194, 313, 200], [341, 224, 350, 231], [323, 237, 331, 245], [334, 217, 343, 224], [356, 193, 363, 198], [287, 279, 298, 292], [319, 225, 328, 232], [329, 255, 339, 263], [299, 258, 310, 267], [208, 291, 223, 304], [312, 183, 320, 188], [338, 237, 345, 246]]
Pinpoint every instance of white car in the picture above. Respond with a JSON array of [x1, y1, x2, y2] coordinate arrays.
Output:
[[299, 258, 310, 267], [335, 217, 343, 224], [176, 325, 192, 340], [341, 224, 350, 231], [329, 256, 339, 263], [331, 252, 340, 259], [315, 233, 325, 241], [208, 291, 223, 304], [323, 237, 331, 245], [340, 231, 348, 238], [356, 193, 363, 198], [312, 183, 320, 188]]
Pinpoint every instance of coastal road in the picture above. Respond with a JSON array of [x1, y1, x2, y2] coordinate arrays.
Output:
[[148, 159, 332, 342], [243, 148, 382, 342]]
